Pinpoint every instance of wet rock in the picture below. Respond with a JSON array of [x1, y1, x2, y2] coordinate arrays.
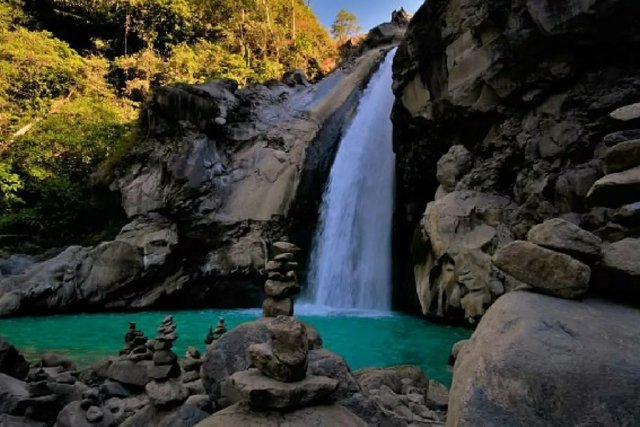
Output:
[[527, 218, 602, 262], [0, 337, 29, 380], [222, 369, 338, 410], [493, 241, 590, 299], [195, 402, 367, 427], [448, 292, 640, 426]]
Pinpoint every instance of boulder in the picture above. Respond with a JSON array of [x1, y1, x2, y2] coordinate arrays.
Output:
[[306, 349, 359, 400], [436, 145, 474, 192], [0, 372, 28, 414], [595, 238, 640, 298], [0, 414, 46, 427], [40, 354, 76, 372], [201, 318, 321, 403], [587, 165, 640, 208], [222, 369, 338, 410], [145, 380, 188, 407], [107, 360, 149, 388], [247, 343, 306, 383], [426, 379, 449, 410], [610, 102, 640, 122], [413, 191, 515, 321], [0, 337, 29, 380], [354, 366, 429, 396], [119, 403, 209, 427], [262, 298, 293, 317], [264, 280, 300, 298], [606, 139, 640, 173], [604, 130, 640, 147], [526, 218, 602, 262], [448, 292, 640, 426], [195, 402, 367, 427], [493, 241, 591, 299]]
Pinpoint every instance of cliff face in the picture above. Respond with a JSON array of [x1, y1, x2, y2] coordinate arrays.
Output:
[[0, 47, 393, 316], [392, 0, 640, 321]]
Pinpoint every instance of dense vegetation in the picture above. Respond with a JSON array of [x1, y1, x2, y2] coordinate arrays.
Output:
[[0, 0, 336, 247]]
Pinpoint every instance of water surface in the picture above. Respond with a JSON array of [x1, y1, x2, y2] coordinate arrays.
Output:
[[0, 307, 470, 385]]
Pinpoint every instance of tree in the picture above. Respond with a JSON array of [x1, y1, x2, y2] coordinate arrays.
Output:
[[331, 8, 360, 43]]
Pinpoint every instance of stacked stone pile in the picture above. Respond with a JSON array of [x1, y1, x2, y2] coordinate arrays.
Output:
[[222, 316, 339, 410], [181, 347, 202, 384], [263, 240, 302, 317], [145, 316, 187, 407]]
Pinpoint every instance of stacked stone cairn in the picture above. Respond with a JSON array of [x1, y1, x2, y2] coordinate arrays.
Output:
[[144, 315, 187, 407], [223, 315, 339, 410], [263, 239, 302, 317], [119, 322, 150, 360], [204, 317, 227, 345], [181, 346, 202, 384]]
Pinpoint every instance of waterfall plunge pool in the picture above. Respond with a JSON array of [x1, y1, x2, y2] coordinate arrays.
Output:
[[0, 307, 470, 386]]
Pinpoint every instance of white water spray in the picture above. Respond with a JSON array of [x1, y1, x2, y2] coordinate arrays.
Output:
[[306, 49, 396, 311]]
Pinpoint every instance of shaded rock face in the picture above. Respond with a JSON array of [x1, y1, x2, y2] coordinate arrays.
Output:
[[392, 0, 640, 316], [0, 46, 396, 317], [448, 292, 640, 426]]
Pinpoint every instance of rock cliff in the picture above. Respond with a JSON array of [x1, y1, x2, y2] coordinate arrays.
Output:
[[0, 46, 395, 317], [392, 0, 640, 321]]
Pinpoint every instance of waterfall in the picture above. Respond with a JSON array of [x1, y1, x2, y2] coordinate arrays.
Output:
[[306, 49, 396, 311]]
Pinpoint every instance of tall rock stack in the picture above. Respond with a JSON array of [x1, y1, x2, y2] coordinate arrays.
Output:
[[145, 316, 187, 407], [223, 316, 339, 410], [263, 240, 302, 317]]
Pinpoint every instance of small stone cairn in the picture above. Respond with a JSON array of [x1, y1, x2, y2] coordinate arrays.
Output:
[[263, 239, 302, 317], [224, 315, 339, 410], [181, 346, 202, 384], [204, 317, 227, 345], [144, 315, 187, 407], [119, 322, 150, 360]]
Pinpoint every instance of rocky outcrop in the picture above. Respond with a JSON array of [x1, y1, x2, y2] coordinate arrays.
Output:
[[0, 44, 398, 317], [448, 292, 640, 426], [392, 0, 640, 319]]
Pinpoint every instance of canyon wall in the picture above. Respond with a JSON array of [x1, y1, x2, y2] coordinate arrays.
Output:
[[392, 0, 640, 322]]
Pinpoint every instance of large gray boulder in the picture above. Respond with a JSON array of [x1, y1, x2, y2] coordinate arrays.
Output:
[[526, 218, 602, 262], [448, 292, 640, 427], [413, 191, 515, 321], [201, 318, 321, 405], [222, 369, 338, 410], [0, 372, 28, 414], [195, 402, 367, 427], [0, 337, 28, 380], [492, 241, 591, 299]]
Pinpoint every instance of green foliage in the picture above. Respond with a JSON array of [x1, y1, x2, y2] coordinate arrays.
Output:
[[0, 0, 335, 246], [331, 9, 360, 42]]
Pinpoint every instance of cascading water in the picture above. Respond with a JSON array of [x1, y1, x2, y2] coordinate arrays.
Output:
[[306, 49, 396, 311]]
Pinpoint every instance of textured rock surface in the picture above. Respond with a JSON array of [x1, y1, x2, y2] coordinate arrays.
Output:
[[0, 337, 29, 380], [0, 46, 395, 317], [448, 292, 640, 426], [195, 402, 367, 427], [391, 0, 640, 317], [413, 191, 515, 321], [493, 241, 591, 299], [526, 218, 602, 261], [223, 369, 338, 410]]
